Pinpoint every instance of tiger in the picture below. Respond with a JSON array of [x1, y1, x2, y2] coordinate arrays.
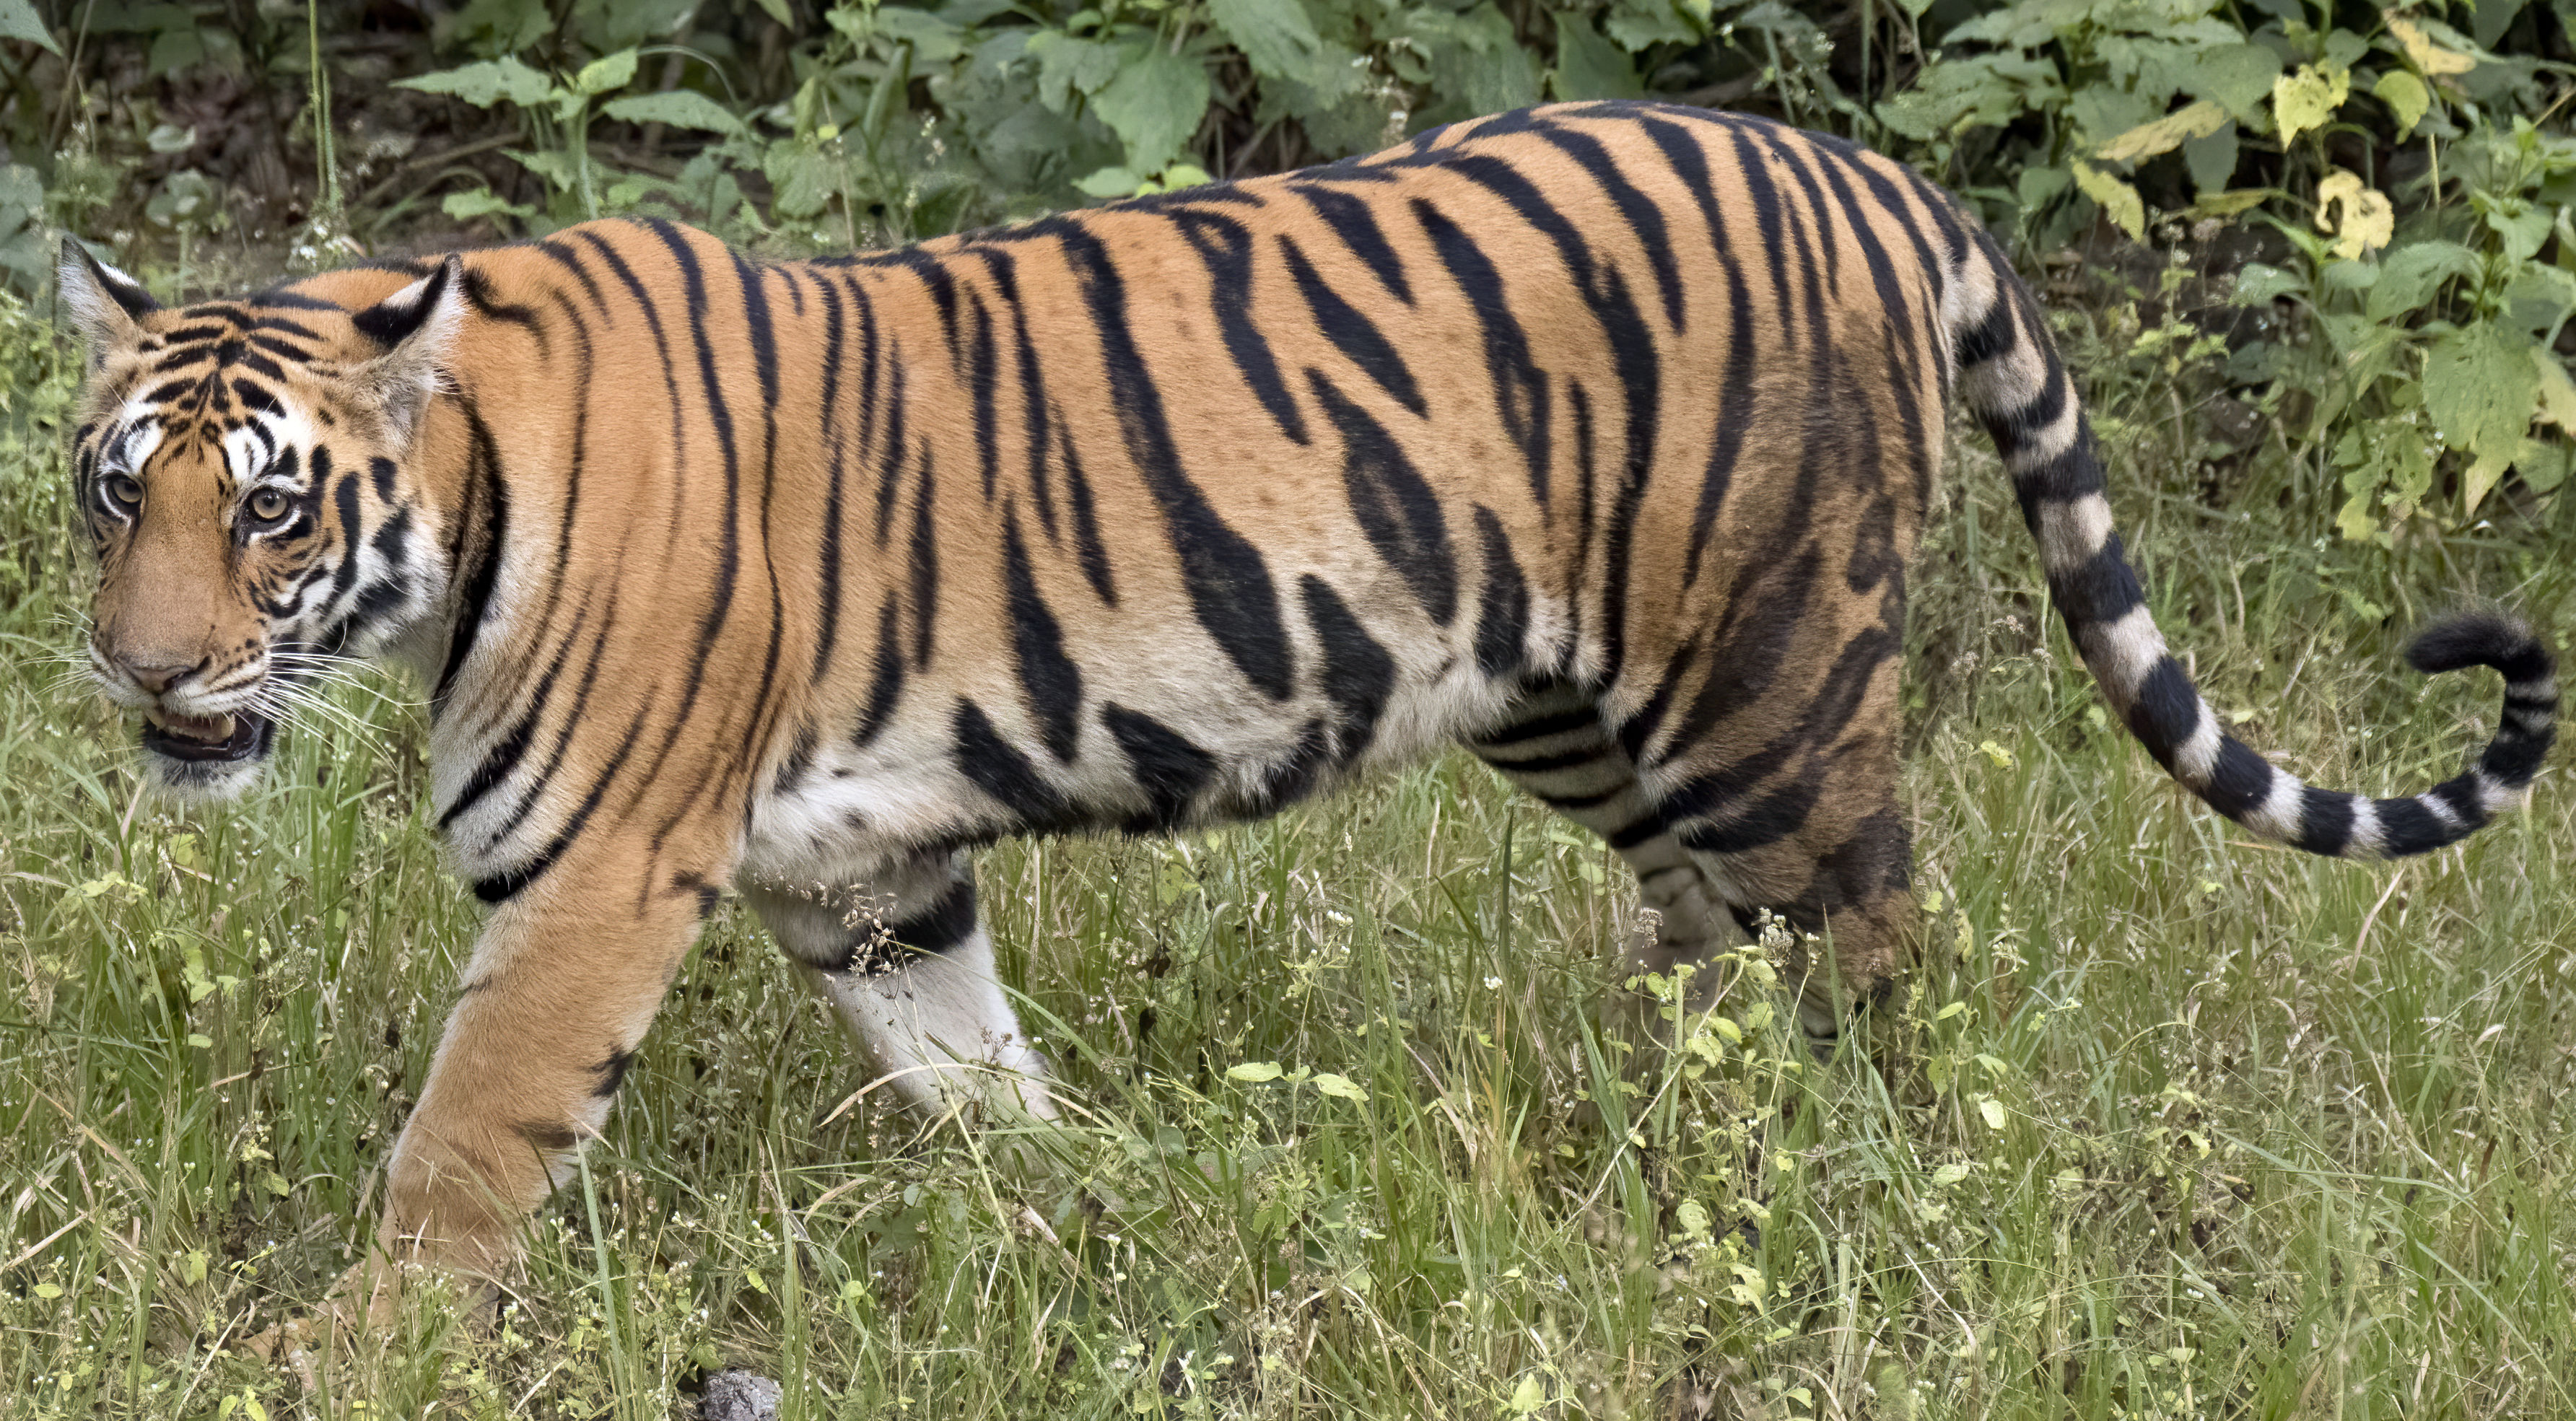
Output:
[[58, 99, 2555, 1318]]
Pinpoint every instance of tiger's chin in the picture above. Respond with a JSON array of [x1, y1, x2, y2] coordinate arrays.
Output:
[[138, 705, 279, 800]]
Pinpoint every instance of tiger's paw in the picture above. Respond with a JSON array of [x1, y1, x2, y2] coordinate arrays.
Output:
[[237, 1252, 501, 1387]]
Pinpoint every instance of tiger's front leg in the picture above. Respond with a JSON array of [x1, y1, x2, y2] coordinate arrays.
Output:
[[355, 830, 724, 1316]]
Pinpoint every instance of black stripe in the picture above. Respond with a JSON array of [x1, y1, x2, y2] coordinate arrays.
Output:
[[1003, 508, 1084, 762], [1475, 705, 1598, 748], [2373, 796, 2449, 857], [2200, 736, 2274, 819], [850, 595, 907, 748], [1307, 370, 1457, 626], [907, 442, 938, 668], [811, 273, 850, 683], [967, 292, 1000, 498], [1532, 123, 1684, 331], [1103, 702, 1217, 831], [885, 875, 979, 958], [1173, 209, 1309, 445], [432, 404, 508, 706], [2052, 533, 2146, 629], [1472, 506, 1530, 680], [1413, 199, 1550, 506], [536, 239, 614, 317], [632, 220, 742, 783], [1055, 220, 1293, 698], [1300, 575, 1395, 765], [1291, 183, 1413, 303], [2292, 787, 2354, 855], [1057, 414, 1117, 605], [2123, 658, 2199, 769], [472, 696, 652, 902], [953, 699, 1071, 827], [1479, 747, 1609, 774], [1280, 235, 1424, 417]]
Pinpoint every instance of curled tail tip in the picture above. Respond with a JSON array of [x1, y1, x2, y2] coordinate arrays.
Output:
[[2404, 612, 2555, 683]]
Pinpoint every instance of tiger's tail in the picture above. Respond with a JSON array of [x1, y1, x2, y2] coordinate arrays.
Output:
[[1942, 232, 2556, 858]]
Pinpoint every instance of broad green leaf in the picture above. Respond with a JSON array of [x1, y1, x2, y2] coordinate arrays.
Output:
[[1091, 45, 1209, 177], [2017, 165, 2070, 209], [2513, 436, 2572, 493], [2183, 123, 2237, 194], [2183, 43, 2282, 125], [1226, 1061, 1284, 1083], [1075, 165, 1140, 198], [2365, 240, 2478, 321], [0, 0, 60, 55], [1310, 1072, 1368, 1101], [1208, 0, 1320, 81], [507, 147, 582, 191], [2272, 63, 2349, 147], [2070, 159, 2146, 240], [1931, 1162, 1972, 1186], [605, 89, 749, 136], [1025, 30, 1123, 112], [2097, 100, 2229, 164], [1978, 1097, 2007, 1131], [574, 47, 637, 96], [748, 0, 790, 27], [870, 6, 966, 65], [1552, 12, 1641, 100], [2422, 322, 2540, 510], [442, 188, 534, 222], [2375, 70, 2431, 136], [1606, 0, 1697, 50], [1405, 3, 1542, 117], [396, 57, 555, 110], [2479, 196, 2554, 263]]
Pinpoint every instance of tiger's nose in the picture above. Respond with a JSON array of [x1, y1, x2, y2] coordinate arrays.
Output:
[[114, 651, 204, 695]]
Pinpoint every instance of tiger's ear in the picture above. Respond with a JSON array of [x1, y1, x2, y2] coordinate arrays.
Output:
[[58, 241, 160, 355], [352, 255, 466, 447]]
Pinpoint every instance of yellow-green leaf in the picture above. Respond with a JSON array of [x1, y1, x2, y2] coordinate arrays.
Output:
[[1310, 1072, 1368, 1101], [2315, 170, 2393, 261], [1978, 1097, 2008, 1131], [2374, 69, 2430, 137], [1226, 1061, 1284, 1083], [2388, 17, 2474, 76], [575, 48, 638, 97], [2273, 64, 2349, 147], [2533, 349, 2576, 430], [2097, 100, 2230, 165], [2069, 159, 2145, 240]]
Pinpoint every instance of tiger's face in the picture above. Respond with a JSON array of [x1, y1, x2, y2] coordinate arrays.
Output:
[[59, 247, 464, 797]]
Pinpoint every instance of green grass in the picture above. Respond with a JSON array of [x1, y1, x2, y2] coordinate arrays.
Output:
[[3, 287, 2572, 1420]]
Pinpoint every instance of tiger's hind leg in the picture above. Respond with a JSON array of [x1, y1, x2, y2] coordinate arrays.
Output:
[[1468, 681, 1750, 1006], [744, 849, 1055, 1125], [1653, 682, 1918, 1059]]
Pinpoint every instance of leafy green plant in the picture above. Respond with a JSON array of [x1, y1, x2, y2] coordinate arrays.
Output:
[[396, 46, 748, 226], [1884, 0, 2575, 538]]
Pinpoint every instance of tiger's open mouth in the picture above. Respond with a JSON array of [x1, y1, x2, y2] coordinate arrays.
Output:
[[140, 704, 276, 763]]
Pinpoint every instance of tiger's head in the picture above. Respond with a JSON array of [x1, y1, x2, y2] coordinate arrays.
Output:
[[59, 245, 466, 797]]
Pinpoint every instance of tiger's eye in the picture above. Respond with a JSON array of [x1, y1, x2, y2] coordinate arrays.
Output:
[[248, 489, 289, 522], [106, 474, 143, 507]]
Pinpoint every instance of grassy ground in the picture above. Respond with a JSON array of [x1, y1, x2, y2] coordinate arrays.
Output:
[[2, 281, 2572, 1420]]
